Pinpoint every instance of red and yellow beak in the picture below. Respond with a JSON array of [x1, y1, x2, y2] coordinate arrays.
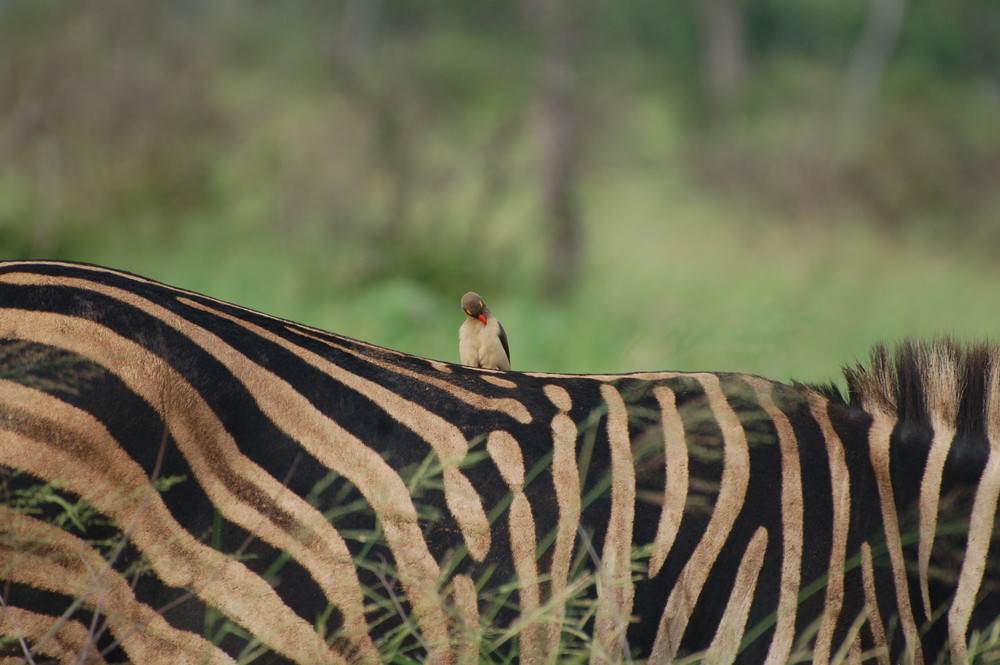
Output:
[[465, 308, 488, 325]]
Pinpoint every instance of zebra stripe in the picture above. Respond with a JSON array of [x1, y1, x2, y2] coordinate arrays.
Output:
[[648, 385, 687, 579], [0, 606, 114, 665], [705, 525, 769, 665], [486, 429, 543, 661], [651, 373, 751, 662], [860, 541, 890, 665], [543, 383, 581, 662], [949, 357, 1000, 665], [746, 377, 802, 665], [0, 310, 357, 665], [0, 505, 237, 665], [808, 390, 851, 665], [864, 401, 923, 665], [1, 260, 998, 665], [590, 384, 636, 664]]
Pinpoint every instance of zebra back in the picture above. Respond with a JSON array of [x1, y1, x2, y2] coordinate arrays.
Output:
[[0, 260, 997, 665]]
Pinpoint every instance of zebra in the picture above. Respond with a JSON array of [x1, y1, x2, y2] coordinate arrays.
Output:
[[0, 260, 997, 665]]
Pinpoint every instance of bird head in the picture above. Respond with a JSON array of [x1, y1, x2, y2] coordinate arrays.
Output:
[[461, 292, 489, 325]]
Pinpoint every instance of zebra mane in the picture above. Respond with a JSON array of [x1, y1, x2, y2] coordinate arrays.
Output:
[[828, 338, 999, 439]]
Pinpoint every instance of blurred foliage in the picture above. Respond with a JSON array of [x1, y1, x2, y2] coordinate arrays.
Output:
[[0, 0, 998, 380]]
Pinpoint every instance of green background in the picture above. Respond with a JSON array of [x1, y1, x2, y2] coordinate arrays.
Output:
[[2, 1, 998, 385]]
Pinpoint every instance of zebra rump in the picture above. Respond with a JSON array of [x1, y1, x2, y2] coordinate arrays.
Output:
[[0, 260, 997, 665]]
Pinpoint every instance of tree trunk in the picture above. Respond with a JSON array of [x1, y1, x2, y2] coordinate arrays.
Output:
[[839, 0, 908, 152], [526, 0, 584, 298], [698, 0, 748, 120]]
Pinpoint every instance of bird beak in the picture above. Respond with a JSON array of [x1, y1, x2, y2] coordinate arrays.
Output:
[[477, 313, 488, 325]]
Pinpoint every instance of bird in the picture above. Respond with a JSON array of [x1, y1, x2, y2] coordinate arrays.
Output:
[[459, 291, 510, 370]]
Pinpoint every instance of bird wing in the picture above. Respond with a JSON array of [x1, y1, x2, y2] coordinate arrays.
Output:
[[497, 320, 510, 366]]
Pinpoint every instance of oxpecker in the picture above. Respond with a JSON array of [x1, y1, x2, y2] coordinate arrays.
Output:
[[459, 291, 510, 370]]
